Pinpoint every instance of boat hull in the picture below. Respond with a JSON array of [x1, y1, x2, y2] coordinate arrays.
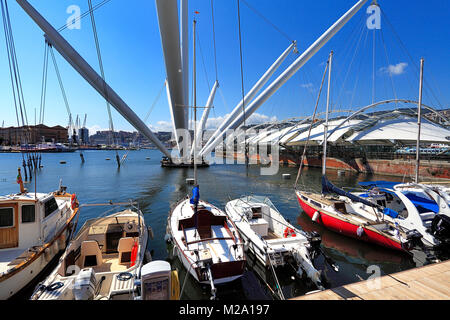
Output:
[[0, 230, 70, 300], [296, 192, 405, 252]]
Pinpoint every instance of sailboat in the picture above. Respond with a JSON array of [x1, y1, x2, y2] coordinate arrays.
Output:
[[295, 52, 421, 252], [0, 169, 80, 299], [166, 19, 245, 299]]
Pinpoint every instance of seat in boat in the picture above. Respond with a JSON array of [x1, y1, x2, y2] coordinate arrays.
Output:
[[118, 237, 134, 265], [81, 240, 103, 268]]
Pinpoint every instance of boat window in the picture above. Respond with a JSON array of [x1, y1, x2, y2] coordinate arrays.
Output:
[[310, 200, 322, 208], [0, 207, 14, 228], [334, 202, 347, 214], [21, 204, 35, 223], [44, 197, 58, 218]]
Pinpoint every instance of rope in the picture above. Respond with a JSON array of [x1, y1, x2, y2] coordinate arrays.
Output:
[[294, 58, 329, 188]]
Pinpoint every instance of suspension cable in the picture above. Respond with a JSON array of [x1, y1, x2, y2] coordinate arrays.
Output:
[[39, 40, 49, 124], [241, 0, 293, 42], [87, 0, 119, 156], [210, 0, 218, 81], [58, 0, 112, 32], [236, 0, 248, 171]]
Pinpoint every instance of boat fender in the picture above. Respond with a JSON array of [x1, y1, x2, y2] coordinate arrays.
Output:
[[283, 227, 296, 238], [312, 211, 320, 222], [357, 226, 364, 237], [71, 193, 78, 209], [117, 272, 133, 281], [130, 241, 138, 267]]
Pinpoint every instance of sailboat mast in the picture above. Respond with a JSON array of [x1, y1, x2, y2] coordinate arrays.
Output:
[[415, 58, 424, 183], [322, 51, 333, 177], [193, 19, 198, 186]]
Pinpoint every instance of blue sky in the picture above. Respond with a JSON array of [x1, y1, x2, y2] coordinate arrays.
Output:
[[1, 0, 449, 133]]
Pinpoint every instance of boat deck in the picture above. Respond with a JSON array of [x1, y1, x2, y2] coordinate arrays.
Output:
[[292, 259, 450, 300]]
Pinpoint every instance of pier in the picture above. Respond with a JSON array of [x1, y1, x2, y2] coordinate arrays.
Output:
[[292, 260, 450, 300]]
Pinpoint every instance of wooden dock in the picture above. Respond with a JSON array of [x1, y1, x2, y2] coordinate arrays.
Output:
[[292, 260, 450, 300]]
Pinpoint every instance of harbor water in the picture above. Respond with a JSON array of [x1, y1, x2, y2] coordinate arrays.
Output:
[[0, 149, 428, 300]]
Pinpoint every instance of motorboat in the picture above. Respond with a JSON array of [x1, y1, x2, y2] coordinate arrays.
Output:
[[167, 196, 246, 296], [356, 181, 450, 248], [225, 195, 325, 289], [0, 170, 79, 299], [30, 205, 149, 300]]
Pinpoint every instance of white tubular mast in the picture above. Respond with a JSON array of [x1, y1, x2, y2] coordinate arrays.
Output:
[[155, 0, 187, 155], [15, 0, 172, 158], [191, 80, 219, 157], [200, 41, 297, 154], [415, 58, 424, 183], [199, 0, 368, 157], [322, 51, 333, 177]]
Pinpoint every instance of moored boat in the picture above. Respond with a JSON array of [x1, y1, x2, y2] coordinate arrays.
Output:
[[0, 169, 79, 299], [225, 195, 325, 289], [167, 196, 246, 293], [30, 205, 148, 300]]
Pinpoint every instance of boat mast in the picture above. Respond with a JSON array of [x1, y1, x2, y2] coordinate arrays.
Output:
[[415, 58, 424, 183], [193, 19, 198, 186], [322, 51, 333, 179]]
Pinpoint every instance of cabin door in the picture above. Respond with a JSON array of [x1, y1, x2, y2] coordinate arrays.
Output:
[[0, 203, 19, 249]]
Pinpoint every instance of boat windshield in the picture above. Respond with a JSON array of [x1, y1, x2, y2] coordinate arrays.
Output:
[[236, 195, 279, 212]]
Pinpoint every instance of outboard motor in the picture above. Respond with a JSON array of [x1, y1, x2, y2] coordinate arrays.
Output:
[[139, 260, 172, 300], [430, 214, 450, 245], [73, 268, 97, 300]]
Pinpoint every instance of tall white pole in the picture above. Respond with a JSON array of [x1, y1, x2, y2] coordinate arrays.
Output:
[[15, 0, 172, 158], [415, 58, 424, 183], [322, 51, 333, 177], [193, 19, 198, 186], [200, 0, 368, 157]]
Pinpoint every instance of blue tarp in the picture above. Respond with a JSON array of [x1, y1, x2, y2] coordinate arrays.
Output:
[[404, 192, 439, 213], [358, 180, 399, 190], [190, 186, 200, 206], [322, 176, 380, 209], [383, 207, 399, 218]]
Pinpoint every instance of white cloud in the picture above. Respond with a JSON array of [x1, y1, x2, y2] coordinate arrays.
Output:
[[380, 62, 408, 76], [87, 124, 109, 133], [148, 120, 173, 132]]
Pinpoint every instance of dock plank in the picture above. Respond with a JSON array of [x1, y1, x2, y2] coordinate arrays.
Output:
[[292, 260, 450, 300]]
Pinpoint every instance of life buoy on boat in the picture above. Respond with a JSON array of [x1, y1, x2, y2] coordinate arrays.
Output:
[[283, 227, 296, 238], [71, 193, 78, 209], [130, 240, 138, 267]]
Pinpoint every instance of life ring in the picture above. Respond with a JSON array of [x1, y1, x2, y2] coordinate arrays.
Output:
[[71, 194, 78, 209], [283, 227, 296, 238], [130, 240, 138, 267]]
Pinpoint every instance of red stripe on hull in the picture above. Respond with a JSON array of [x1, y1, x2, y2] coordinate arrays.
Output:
[[296, 194, 405, 252]]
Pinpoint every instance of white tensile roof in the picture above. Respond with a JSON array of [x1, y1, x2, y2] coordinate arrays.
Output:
[[346, 116, 450, 145]]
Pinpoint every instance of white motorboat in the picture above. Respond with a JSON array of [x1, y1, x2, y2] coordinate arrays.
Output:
[[167, 197, 246, 291], [30, 205, 149, 300], [355, 182, 450, 248], [225, 195, 325, 290], [0, 171, 79, 299]]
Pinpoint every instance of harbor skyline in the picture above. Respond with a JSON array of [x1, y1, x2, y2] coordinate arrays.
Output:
[[0, 0, 449, 134]]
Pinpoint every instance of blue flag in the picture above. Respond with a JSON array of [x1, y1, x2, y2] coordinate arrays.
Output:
[[190, 186, 200, 206]]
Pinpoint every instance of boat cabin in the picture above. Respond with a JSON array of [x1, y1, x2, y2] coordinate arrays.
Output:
[[0, 193, 70, 251]]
